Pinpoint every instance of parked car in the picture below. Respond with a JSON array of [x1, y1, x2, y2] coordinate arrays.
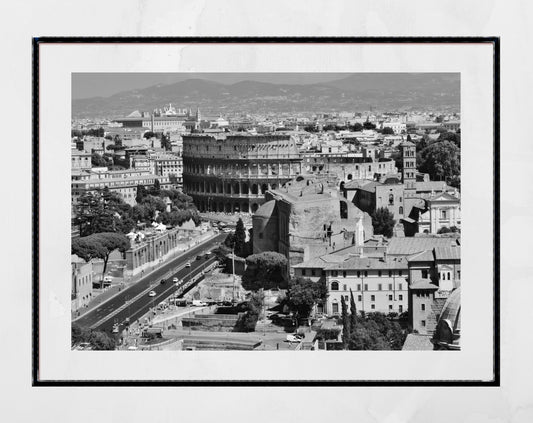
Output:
[[286, 334, 304, 343], [160, 279, 166, 285], [148, 291, 156, 297], [196, 255, 202, 260], [185, 262, 191, 268], [192, 300, 208, 307], [172, 277, 179, 283]]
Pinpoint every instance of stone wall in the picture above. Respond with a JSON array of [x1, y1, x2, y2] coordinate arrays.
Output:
[[181, 313, 242, 332]]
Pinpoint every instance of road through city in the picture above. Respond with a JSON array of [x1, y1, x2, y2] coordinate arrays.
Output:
[[74, 232, 226, 333]]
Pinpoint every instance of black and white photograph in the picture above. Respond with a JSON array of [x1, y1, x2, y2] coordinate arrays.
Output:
[[33, 39, 499, 386], [70, 72, 462, 354]]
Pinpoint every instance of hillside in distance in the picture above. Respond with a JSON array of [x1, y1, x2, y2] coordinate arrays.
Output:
[[72, 73, 460, 118]]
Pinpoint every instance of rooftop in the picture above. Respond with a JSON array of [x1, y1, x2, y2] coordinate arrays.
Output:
[[434, 246, 461, 261], [410, 280, 439, 290], [402, 334, 433, 351], [387, 236, 459, 256]]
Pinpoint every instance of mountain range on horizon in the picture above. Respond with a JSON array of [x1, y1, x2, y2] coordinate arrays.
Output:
[[72, 73, 460, 119]]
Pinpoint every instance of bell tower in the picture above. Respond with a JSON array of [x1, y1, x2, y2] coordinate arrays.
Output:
[[401, 140, 417, 190]]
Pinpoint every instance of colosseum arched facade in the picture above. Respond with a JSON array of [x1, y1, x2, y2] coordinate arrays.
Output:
[[182, 134, 303, 213]]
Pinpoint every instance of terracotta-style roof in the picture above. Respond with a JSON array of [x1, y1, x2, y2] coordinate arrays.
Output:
[[387, 237, 459, 256], [407, 250, 435, 262], [434, 246, 461, 261], [324, 256, 409, 270], [402, 334, 433, 351]]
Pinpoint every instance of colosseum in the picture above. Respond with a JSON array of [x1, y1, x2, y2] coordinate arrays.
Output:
[[182, 133, 303, 213]]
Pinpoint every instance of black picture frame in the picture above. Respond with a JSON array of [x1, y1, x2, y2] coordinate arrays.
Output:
[[32, 36, 500, 387]]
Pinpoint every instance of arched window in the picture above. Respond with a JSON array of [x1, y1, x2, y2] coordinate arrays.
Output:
[[389, 193, 394, 205], [399, 206, 403, 215], [330, 281, 339, 291]]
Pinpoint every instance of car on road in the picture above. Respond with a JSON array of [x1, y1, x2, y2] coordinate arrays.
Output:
[[223, 228, 232, 233], [185, 262, 191, 268], [172, 277, 179, 283], [148, 291, 156, 297], [192, 300, 208, 307], [196, 255, 202, 260], [204, 252, 211, 259], [160, 279, 166, 284]]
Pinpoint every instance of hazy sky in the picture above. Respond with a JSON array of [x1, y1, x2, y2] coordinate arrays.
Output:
[[72, 73, 351, 99]]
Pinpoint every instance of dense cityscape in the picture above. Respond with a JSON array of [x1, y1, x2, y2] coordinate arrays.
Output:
[[71, 75, 461, 352]]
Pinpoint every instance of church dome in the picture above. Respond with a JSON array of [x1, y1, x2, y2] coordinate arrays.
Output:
[[432, 287, 461, 350]]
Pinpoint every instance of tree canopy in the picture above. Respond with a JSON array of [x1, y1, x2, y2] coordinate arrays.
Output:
[[381, 126, 395, 135], [286, 276, 328, 320], [72, 232, 130, 284], [418, 140, 461, 187], [72, 323, 115, 350], [341, 312, 406, 350], [233, 218, 247, 256], [73, 189, 135, 236], [437, 131, 461, 148], [241, 251, 288, 291], [371, 207, 396, 238], [363, 120, 376, 130]]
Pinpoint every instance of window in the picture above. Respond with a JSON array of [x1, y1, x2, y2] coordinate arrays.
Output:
[[378, 270, 382, 277], [457, 270, 461, 279], [343, 284, 347, 291], [421, 320, 426, 327], [343, 271, 347, 278], [378, 284, 382, 291], [357, 284, 361, 291], [399, 284, 403, 290], [441, 210, 447, 219], [357, 271, 361, 277], [389, 305, 393, 311], [302, 269, 306, 276], [399, 305, 403, 313], [331, 281, 339, 291], [388, 270, 392, 277], [332, 270, 338, 277], [344, 295, 349, 301], [371, 304, 375, 310], [421, 303, 427, 311], [447, 272, 451, 280], [358, 295, 362, 301], [389, 193, 394, 205], [364, 271, 368, 277], [371, 295, 375, 301], [422, 269, 428, 279], [399, 206, 403, 215], [322, 270, 326, 276], [364, 284, 368, 291], [332, 303, 339, 314], [311, 269, 316, 277], [388, 284, 393, 291], [399, 295, 403, 301], [389, 295, 393, 301]]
